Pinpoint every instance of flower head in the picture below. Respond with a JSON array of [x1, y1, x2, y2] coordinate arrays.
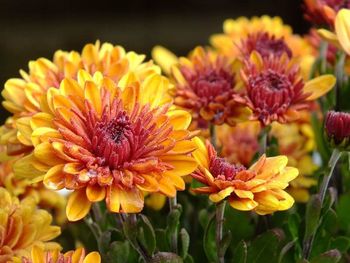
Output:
[[325, 110, 350, 149], [16, 246, 101, 263], [1, 41, 160, 156], [237, 52, 335, 125], [0, 187, 61, 261], [239, 32, 292, 59], [14, 70, 198, 221], [191, 138, 298, 215], [169, 46, 251, 125], [303, 0, 350, 26]]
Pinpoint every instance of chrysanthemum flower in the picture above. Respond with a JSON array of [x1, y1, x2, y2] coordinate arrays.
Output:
[[14, 70, 198, 221], [191, 138, 298, 215], [325, 110, 350, 149], [318, 8, 350, 56], [210, 16, 314, 68], [1, 41, 160, 156], [15, 246, 100, 263], [164, 46, 251, 126], [303, 0, 350, 27], [216, 121, 260, 166], [0, 187, 61, 261], [236, 52, 336, 126], [271, 119, 318, 202]]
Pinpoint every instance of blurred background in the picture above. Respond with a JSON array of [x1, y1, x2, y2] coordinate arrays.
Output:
[[0, 0, 310, 119]]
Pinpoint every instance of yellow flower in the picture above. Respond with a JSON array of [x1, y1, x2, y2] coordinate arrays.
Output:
[[0, 187, 61, 261], [153, 46, 251, 126], [14, 246, 100, 263], [318, 8, 350, 55], [270, 118, 318, 202], [191, 138, 298, 215], [210, 16, 315, 78], [1, 41, 160, 156], [14, 70, 198, 221]]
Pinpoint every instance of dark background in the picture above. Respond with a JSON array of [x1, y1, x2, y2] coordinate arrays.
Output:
[[0, 0, 310, 119]]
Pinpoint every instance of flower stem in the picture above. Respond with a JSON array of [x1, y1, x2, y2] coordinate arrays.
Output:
[[302, 149, 342, 259], [169, 196, 178, 254], [210, 123, 217, 150], [216, 201, 227, 263], [120, 213, 152, 262], [335, 51, 346, 111], [259, 125, 270, 156]]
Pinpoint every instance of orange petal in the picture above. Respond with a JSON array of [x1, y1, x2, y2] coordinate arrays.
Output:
[[86, 185, 106, 202], [66, 189, 92, 221], [83, 252, 101, 263]]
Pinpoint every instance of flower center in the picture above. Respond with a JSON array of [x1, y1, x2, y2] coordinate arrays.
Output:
[[251, 70, 291, 91], [105, 113, 131, 144], [191, 69, 234, 103], [242, 32, 292, 58], [210, 156, 246, 181]]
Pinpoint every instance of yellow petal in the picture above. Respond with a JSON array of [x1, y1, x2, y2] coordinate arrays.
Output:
[[66, 189, 92, 221], [162, 155, 198, 177], [304, 75, 336, 100], [191, 137, 209, 168], [167, 110, 192, 130], [84, 81, 102, 116], [43, 164, 65, 190], [151, 46, 178, 75], [253, 155, 288, 180], [34, 142, 63, 166], [107, 186, 144, 213], [317, 29, 341, 48], [209, 187, 234, 203], [335, 9, 350, 55], [31, 245, 45, 263], [86, 185, 106, 202], [83, 252, 101, 263], [229, 198, 258, 211]]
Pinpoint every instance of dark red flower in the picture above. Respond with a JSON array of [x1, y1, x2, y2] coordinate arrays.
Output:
[[325, 111, 350, 148]]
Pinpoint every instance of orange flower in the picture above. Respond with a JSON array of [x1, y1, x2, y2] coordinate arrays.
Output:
[[1, 41, 160, 156], [236, 52, 336, 125], [191, 138, 298, 215], [0, 187, 61, 261], [216, 122, 260, 166], [303, 0, 349, 27], [168, 46, 251, 126], [16, 246, 101, 263], [14, 70, 198, 221]]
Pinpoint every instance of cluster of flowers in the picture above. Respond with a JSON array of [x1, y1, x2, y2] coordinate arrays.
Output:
[[1, 0, 350, 262]]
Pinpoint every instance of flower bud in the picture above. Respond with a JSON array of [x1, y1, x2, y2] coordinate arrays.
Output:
[[325, 111, 350, 149]]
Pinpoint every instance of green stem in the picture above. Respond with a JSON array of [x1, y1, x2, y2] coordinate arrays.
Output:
[[335, 51, 346, 111], [319, 41, 328, 74], [259, 125, 270, 156], [210, 123, 217, 150], [216, 201, 226, 263], [302, 149, 342, 259], [169, 197, 178, 254]]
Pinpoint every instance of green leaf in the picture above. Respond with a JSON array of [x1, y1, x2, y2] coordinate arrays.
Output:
[[336, 194, 350, 233], [156, 229, 169, 252], [203, 213, 217, 262], [232, 240, 247, 263], [166, 208, 181, 248], [278, 239, 297, 263], [184, 255, 194, 263], [288, 213, 301, 239], [247, 229, 285, 263], [198, 209, 209, 229], [311, 113, 330, 162], [304, 195, 322, 240], [310, 249, 341, 263], [138, 215, 156, 255], [108, 241, 130, 263], [330, 236, 350, 253], [152, 252, 184, 263], [179, 228, 190, 259], [220, 230, 232, 257]]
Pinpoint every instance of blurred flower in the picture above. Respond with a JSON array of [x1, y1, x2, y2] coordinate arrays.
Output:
[[307, 29, 339, 64], [239, 32, 292, 59], [0, 187, 61, 261], [303, 0, 350, 27], [154, 46, 251, 126], [270, 119, 318, 202], [14, 70, 198, 221], [210, 16, 315, 78], [145, 192, 167, 211], [1, 41, 160, 156], [16, 246, 100, 263], [191, 138, 298, 215], [216, 121, 260, 166], [318, 8, 350, 55], [236, 52, 336, 125], [325, 110, 350, 149]]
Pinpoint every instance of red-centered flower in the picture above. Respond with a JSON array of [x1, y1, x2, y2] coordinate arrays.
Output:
[[325, 110, 350, 148], [14, 70, 198, 221], [239, 32, 292, 59], [303, 0, 350, 26], [171, 46, 251, 126], [236, 52, 336, 126]]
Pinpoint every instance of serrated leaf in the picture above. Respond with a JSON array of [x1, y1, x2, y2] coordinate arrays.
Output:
[[203, 214, 217, 262], [310, 249, 341, 263], [179, 228, 190, 259], [138, 215, 156, 255], [232, 240, 247, 263]]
